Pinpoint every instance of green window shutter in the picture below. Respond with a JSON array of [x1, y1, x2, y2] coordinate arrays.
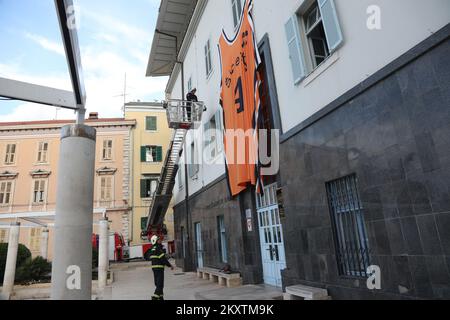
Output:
[[318, 0, 343, 52], [146, 117, 157, 131], [285, 15, 306, 84], [156, 146, 163, 162], [141, 146, 147, 162], [140, 179, 148, 198], [141, 217, 148, 230]]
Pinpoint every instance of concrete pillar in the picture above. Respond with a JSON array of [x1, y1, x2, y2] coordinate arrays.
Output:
[[98, 219, 109, 291], [51, 125, 96, 300], [40, 228, 49, 260], [1, 223, 20, 300]]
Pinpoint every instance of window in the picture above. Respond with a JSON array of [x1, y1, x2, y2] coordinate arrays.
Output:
[[140, 175, 159, 198], [102, 140, 113, 161], [0, 229, 8, 243], [141, 146, 163, 163], [204, 111, 224, 161], [285, 0, 343, 83], [0, 181, 12, 205], [29, 228, 42, 252], [304, 2, 330, 68], [231, 0, 243, 30], [4, 144, 16, 165], [326, 174, 370, 278], [146, 116, 157, 131], [181, 226, 187, 258], [33, 180, 46, 204], [187, 77, 193, 93], [189, 141, 199, 178], [141, 217, 148, 231], [178, 162, 184, 190], [217, 216, 228, 263], [37, 142, 49, 163], [204, 39, 213, 77], [100, 176, 113, 202]]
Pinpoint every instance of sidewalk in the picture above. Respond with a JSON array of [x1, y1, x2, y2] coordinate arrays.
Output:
[[101, 261, 283, 300]]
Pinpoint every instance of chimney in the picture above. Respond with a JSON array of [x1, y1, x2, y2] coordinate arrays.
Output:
[[88, 112, 99, 120]]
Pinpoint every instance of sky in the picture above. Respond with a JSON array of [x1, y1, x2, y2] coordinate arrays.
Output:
[[0, 0, 167, 121]]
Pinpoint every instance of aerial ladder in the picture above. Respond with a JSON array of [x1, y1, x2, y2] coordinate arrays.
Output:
[[142, 100, 205, 241]]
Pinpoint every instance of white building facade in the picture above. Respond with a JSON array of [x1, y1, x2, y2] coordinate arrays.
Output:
[[147, 0, 450, 299]]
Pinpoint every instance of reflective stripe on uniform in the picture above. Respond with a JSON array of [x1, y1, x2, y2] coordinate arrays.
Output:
[[150, 253, 166, 259], [152, 265, 165, 269]]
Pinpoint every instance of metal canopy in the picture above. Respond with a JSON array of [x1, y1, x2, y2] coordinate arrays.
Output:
[[146, 0, 197, 77]]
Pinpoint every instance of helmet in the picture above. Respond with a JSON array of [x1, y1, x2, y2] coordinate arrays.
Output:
[[150, 235, 159, 245]]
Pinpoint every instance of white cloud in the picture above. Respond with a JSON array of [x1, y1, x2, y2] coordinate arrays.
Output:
[[0, 102, 75, 122], [25, 33, 65, 56], [0, 3, 167, 123]]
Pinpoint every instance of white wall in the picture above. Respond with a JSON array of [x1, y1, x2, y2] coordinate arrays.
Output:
[[170, 0, 450, 204]]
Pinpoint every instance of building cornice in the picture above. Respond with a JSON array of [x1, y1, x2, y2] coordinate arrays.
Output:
[[0, 171, 19, 180], [0, 119, 136, 133]]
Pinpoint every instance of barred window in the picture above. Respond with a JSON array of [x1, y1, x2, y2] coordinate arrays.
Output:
[[326, 174, 370, 278]]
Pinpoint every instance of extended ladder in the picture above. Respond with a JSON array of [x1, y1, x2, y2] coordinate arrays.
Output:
[[145, 100, 204, 236]]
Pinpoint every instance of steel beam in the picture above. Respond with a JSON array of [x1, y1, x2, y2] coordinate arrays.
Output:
[[0, 77, 77, 109]]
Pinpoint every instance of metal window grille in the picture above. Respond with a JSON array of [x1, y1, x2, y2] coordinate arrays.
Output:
[[326, 174, 371, 278]]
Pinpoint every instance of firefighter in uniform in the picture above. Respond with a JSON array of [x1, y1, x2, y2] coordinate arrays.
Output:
[[150, 235, 174, 300]]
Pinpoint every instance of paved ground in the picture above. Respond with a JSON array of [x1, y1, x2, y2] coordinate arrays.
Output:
[[101, 261, 283, 301]]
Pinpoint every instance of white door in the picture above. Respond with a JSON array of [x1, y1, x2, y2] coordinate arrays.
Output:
[[195, 223, 204, 268], [257, 183, 286, 287]]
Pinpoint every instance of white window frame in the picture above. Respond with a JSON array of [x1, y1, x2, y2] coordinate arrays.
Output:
[[0, 229, 8, 243], [231, 0, 243, 31], [4, 143, 17, 165], [178, 161, 184, 190], [142, 174, 159, 199], [32, 179, 47, 205], [189, 141, 199, 179], [303, 2, 330, 70], [102, 139, 113, 161], [218, 215, 228, 263], [0, 181, 13, 206], [29, 228, 42, 252], [204, 39, 213, 78], [37, 141, 49, 164], [99, 176, 114, 204], [187, 77, 193, 93]]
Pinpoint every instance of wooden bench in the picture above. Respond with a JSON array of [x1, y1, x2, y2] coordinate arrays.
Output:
[[283, 285, 331, 300], [197, 267, 242, 288]]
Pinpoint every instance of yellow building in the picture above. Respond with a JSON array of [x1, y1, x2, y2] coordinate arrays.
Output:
[[124, 102, 174, 246], [0, 114, 136, 260]]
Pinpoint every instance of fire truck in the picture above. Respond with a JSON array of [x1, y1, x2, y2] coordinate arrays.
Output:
[[92, 232, 173, 262]]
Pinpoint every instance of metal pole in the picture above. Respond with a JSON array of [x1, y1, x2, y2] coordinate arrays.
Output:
[[40, 228, 50, 260], [1, 223, 20, 300], [98, 219, 109, 291], [51, 125, 96, 300]]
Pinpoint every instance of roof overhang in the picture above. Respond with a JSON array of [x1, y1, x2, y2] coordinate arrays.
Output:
[[146, 0, 198, 77]]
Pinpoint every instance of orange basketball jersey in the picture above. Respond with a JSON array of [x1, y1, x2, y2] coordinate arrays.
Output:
[[219, 0, 263, 196]]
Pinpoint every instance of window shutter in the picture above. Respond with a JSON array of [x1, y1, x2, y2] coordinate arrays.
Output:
[[141, 146, 147, 162], [285, 15, 306, 85], [140, 179, 147, 198], [318, 0, 343, 52], [156, 146, 163, 162]]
